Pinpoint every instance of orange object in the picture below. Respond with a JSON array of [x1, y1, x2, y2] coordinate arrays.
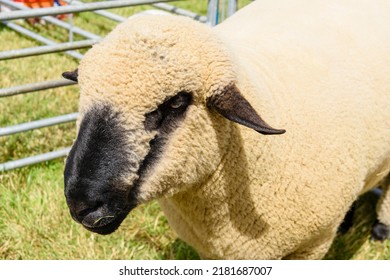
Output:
[[12, 0, 71, 22], [19, 0, 55, 9]]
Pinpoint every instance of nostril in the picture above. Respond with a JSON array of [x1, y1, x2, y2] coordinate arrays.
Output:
[[75, 201, 103, 221]]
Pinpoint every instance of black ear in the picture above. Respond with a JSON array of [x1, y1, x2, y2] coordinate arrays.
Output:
[[207, 84, 286, 135], [62, 68, 78, 82]]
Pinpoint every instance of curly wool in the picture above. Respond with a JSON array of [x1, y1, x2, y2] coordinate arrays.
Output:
[[158, 0, 390, 259], [75, 0, 390, 259]]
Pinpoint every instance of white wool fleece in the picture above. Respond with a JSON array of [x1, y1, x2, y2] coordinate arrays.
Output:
[[76, 0, 390, 259]]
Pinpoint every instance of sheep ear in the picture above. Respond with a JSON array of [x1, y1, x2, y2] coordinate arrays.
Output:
[[207, 84, 286, 135], [62, 69, 78, 82]]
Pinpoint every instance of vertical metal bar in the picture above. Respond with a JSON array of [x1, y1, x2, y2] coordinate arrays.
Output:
[[68, 0, 75, 42], [221, 0, 225, 22], [207, 0, 219, 26], [227, 0, 238, 17]]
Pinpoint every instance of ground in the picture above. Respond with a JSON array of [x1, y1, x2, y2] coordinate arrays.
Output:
[[0, 0, 389, 259]]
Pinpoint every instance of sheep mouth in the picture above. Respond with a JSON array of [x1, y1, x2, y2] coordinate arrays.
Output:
[[80, 134, 165, 236], [82, 217, 124, 235], [80, 209, 132, 235], [75, 195, 139, 235]]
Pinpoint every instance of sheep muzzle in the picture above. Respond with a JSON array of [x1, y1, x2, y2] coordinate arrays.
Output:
[[64, 104, 141, 235]]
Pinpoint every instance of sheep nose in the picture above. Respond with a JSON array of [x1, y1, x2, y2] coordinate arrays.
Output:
[[64, 180, 103, 222], [64, 180, 115, 228], [68, 199, 103, 223]]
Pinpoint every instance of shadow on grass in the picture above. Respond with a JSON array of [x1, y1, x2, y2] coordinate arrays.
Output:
[[324, 192, 379, 259]]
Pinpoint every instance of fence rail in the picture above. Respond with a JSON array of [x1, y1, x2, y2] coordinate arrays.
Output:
[[0, 148, 71, 172], [0, 0, 177, 21], [0, 79, 77, 98], [152, 3, 207, 22], [0, 0, 238, 171], [0, 0, 101, 39], [2, 21, 84, 59], [0, 39, 99, 60], [0, 113, 79, 137], [61, 0, 127, 23]]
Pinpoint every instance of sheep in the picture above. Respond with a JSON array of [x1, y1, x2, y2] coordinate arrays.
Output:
[[62, 0, 390, 259]]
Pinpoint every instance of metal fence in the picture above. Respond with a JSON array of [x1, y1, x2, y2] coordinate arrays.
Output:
[[0, 0, 238, 171]]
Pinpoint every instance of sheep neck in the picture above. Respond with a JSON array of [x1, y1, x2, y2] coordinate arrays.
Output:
[[159, 123, 271, 258]]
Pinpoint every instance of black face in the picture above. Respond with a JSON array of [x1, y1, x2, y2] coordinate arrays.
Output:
[[141, 92, 192, 178], [64, 92, 192, 235], [64, 105, 137, 234]]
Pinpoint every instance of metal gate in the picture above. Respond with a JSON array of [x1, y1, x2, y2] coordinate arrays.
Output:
[[0, 0, 238, 171]]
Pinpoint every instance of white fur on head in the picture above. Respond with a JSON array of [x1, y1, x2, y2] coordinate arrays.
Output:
[[76, 15, 238, 202]]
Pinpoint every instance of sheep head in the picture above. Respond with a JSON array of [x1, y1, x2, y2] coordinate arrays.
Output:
[[63, 15, 284, 235]]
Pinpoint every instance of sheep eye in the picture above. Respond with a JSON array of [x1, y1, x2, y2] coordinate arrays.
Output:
[[144, 92, 192, 131], [168, 92, 191, 110], [170, 99, 184, 109]]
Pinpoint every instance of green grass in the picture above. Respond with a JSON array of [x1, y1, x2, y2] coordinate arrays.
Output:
[[324, 192, 390, 260], [1, 0, 389, 260], [0, 0, 212, 260], [0, 159, 199, 259]]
